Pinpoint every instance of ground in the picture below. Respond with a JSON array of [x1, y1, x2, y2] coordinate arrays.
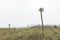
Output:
[[0, 26, 60, 40]]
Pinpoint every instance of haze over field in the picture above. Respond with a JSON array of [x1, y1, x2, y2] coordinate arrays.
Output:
[[0, 0, 60, 28]]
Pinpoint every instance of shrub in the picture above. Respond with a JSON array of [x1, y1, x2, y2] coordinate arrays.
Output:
[[54, 25, 57, 28]]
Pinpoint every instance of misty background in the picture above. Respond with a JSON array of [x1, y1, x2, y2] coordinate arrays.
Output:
[[0, 0, 60, 28]]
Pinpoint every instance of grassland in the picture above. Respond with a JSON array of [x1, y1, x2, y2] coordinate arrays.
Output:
[[0, 25, 60, 40]]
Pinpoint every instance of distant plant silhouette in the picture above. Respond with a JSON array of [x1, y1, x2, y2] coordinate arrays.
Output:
[[8, 24, 11, 29], [39, 7, 44, 40]]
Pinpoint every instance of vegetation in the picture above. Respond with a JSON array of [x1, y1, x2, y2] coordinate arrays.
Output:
[[0, 25, 60, 40]]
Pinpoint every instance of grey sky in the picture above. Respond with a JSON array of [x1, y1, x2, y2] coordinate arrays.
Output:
[[0, 0, 60, 28]]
